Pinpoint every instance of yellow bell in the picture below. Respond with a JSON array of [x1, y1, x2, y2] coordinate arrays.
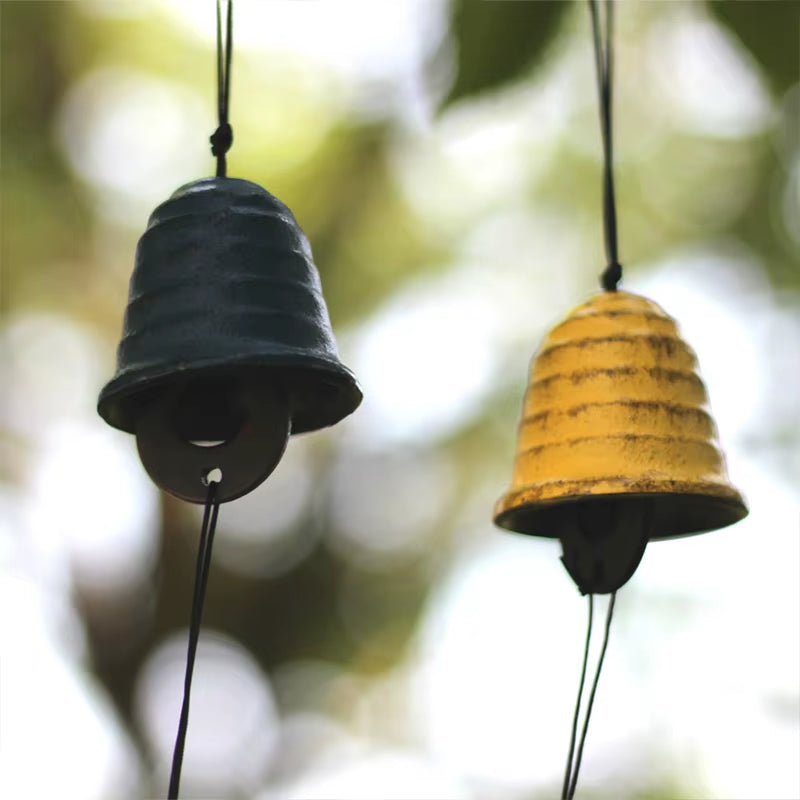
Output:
[[494, 290, 747, 594]]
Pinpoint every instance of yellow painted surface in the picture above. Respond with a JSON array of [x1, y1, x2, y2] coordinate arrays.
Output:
[[494, 291, 747, 539]]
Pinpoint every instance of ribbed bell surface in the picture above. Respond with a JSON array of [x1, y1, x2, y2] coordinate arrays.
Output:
[[493, 290, 747, 593], [97, 177, 362, 503], [98, 177, 361, 436]]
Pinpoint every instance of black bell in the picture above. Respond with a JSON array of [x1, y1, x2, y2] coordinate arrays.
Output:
[[97, 177, 362, 503]]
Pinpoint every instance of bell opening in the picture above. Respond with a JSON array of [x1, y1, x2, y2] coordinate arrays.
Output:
[[169, 377, 247, 448], [576, 499, 623, 539], [495, 490, 747, 540]]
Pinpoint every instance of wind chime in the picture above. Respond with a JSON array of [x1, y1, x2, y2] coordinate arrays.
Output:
[[493, 3, 747, 798], [96, 3, 361, 797]]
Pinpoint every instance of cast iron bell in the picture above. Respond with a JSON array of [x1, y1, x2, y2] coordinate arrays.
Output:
[[494, 290, 747, 594], [98, 177, 362, 503]]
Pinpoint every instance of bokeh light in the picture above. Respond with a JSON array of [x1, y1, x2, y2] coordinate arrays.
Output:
[[57, 67, 209, 223], [0, 576, 142, 800], [135, 630, 280, 797], [327, 447, 455, 574], [2, 1, 798, 798]]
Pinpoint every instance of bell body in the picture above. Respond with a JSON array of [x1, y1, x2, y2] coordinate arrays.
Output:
[[97, 177, 362, 502], [98, 177, 361, 435], [494, 290, 747, 592]]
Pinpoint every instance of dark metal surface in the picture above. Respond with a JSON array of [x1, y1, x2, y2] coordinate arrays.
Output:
[[135, 376, 290, 504], [97, 177, 362, 436], [558, 497, 651, 595]]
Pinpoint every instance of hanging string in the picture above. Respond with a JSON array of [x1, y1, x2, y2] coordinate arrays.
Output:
[[588, 0, 622, 292], [561, 594, 593, 800], [210, 0, 234, 177], [562, 591, 618, 800], [167, 479, 221, 800]]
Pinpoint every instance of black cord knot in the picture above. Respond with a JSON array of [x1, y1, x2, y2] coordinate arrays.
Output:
[[209, 0, 233, 177], [590, 0, 623, 294], [210, 122, 233, 157], [601, 261, 622, 292]]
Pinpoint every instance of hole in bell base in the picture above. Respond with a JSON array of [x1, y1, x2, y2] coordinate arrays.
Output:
[[203, 467, 223, 486]]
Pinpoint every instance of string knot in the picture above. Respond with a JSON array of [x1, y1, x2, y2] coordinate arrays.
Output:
[[601, 261, 622, 292], [210, 122, 233, 158], [590, 0, 622, 294], [211, 0, 233, 177]]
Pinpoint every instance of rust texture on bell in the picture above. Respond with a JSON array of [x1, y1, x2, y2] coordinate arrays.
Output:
[[494, 290, 747, 594]]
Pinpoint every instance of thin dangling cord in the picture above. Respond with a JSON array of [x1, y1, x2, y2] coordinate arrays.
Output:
[[561, 591, 617, 800], [210, 0, 233, 178], [561, 594, 594, 800], [560, 8, 623, 795], [589, 0, 622, 292], [167, 480, 221, 799], [168, 7, 231, 793]]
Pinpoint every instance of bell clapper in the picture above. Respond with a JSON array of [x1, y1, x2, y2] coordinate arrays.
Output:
[[559, 497, 653, 595], [135, 376, 290, 504]]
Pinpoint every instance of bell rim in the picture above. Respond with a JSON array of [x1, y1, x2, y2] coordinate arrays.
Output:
[[494, 483, 748, 540], [97, 352, 362, 435]]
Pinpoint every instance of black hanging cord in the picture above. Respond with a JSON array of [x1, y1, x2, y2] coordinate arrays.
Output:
[[588, 0, 622, 292], [562, 591, 617, 800], [561, 594, 594, 800], [210, 0, 233, 177], [167, 480, 221, 800]]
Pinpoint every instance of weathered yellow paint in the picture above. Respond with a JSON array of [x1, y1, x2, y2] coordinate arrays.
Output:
[[494, 290, 747, 541]]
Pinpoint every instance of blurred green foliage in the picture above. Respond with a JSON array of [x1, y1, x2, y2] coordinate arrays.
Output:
[[707, 0, 800, 95], [444, 0, 568, 105], [446, 0, 799, 100], [1, 1, 797, 798]]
